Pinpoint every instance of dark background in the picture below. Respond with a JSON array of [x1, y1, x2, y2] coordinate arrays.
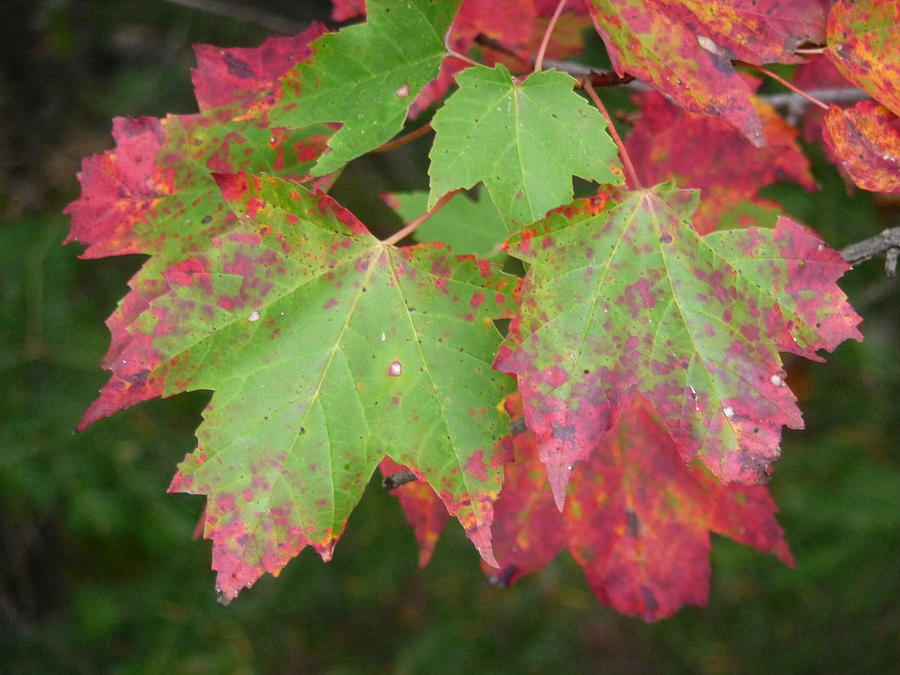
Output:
[[1, 0, 898, 671]]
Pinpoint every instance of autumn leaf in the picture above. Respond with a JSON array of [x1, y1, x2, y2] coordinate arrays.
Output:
[[268, 0, 459, 176], [625, 89, 815, 234], [587, 0, 827, 146], [157, 173, 514, 601], [671, 0, 826, 63], [190, 25, 328, 111], [429, 64, 622, 226], [495, 184, 862, 507], [585, 2, 747, 145], [826, 0, 900, 116], [488, 394, 793, 621], [65, 110, 332, 425], [66, 26, 334, 264], [822, 101, 900, 194]]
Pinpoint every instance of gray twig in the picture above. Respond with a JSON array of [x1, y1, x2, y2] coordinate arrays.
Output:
[[841, 226, 900, 277], [162, 0, 305, 34]]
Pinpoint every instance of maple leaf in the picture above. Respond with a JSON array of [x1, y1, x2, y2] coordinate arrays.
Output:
[[190, 25, 328, 111], [826, 0, 900, 117], [65, 110, 332, 425], [383, 189, 510, 260], [495, 184, 862, 507], [428, 64, 622, 226], [821, 101, 900, 194], [624, 89, 815, 234], [488, 394, 793, 621], [156, 173, 515, 601], [586, 0, 827, 145], [268, 0, 459, 176]]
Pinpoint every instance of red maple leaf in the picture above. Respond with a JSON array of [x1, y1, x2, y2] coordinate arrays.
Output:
[[625, 88, 815, 234], [191, 24, 328, 111], [486, 394, 793, 621]]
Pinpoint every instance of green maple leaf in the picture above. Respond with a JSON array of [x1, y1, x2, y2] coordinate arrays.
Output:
[[428, 64, 623, 226], [269, 0, 459, 176], [155, 174, 515, 601]]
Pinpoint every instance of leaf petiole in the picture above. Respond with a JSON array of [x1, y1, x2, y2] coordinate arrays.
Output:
[[534, 0, 569, 72], [737, 61, 829, 111], [583, 80, 642, 189], [382, 189, 460, 245], [373, 122, 433, 153]]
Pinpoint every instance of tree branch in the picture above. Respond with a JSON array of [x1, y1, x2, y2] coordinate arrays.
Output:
[[841, 226, 900, 277], [162, 0, 305, 34]]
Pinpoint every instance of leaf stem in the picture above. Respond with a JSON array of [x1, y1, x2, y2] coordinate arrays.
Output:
[[534, 0, 569, 72], [583, 79, 642, 189], [447, 50, 481, 68], [374, 122, 433, 153], [383, 190, 459, 246], [737, 61, 829, 111]]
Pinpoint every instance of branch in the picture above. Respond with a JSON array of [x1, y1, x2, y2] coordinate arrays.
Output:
[[841, 226, 900, 277], [162, 0, 305, 34]]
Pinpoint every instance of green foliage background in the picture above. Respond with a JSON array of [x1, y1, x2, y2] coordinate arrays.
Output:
[[1, 1, 897, 671]]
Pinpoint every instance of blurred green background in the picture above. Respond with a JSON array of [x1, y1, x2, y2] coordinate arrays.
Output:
[[1, 1, 898, 672]]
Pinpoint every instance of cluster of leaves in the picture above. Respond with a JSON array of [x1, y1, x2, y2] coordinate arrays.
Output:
[[66, 0, 897, 620]]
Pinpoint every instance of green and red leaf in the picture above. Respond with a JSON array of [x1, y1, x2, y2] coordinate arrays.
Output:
[[495, 184, 862, 506], [160, 173, 514, 600], [66, 109, 332, 427], [191, 25, 328, 111], [826, 0, 900, 117]]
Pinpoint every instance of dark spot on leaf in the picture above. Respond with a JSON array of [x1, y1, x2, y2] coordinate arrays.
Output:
[[625, 507, 640, 537], [224, 53, 254, 79], [641, 586, 659, 615]]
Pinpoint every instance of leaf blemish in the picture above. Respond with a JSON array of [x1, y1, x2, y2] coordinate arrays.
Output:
[[388, 361, 403, 377]]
